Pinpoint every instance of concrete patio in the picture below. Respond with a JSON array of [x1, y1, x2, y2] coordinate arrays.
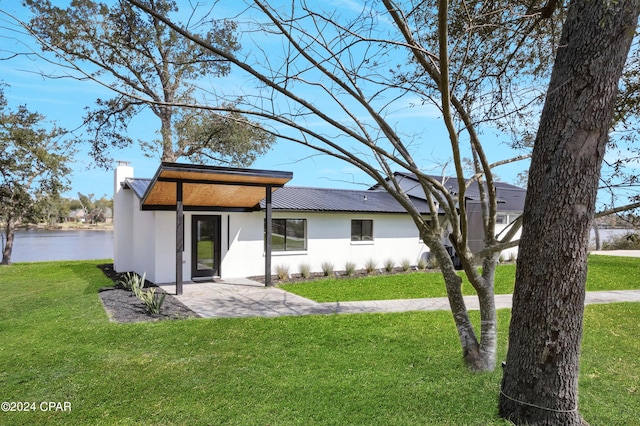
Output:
[[158, 279, 640, 319]]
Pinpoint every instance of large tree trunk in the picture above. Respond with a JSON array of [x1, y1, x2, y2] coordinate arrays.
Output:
[[499, 1, 639, 425]]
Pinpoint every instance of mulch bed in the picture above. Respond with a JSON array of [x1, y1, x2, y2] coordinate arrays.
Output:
[[97, 264, 200, 323]]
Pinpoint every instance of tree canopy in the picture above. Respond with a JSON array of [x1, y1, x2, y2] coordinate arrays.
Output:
[[22, 0, 274, 167], [0, 86, 74, 264]]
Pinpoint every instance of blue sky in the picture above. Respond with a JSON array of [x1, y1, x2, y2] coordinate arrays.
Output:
[[0, 0, 532, 200]]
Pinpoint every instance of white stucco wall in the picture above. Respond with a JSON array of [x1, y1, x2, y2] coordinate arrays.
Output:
[[219, 211, 430, 279]]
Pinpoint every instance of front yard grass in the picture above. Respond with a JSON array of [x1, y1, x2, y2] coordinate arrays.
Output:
[[280, 254, 640, 302], [0, 259, 638, 425]]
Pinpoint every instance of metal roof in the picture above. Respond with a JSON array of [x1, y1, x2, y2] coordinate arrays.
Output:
[[124, 178, 435, 214], [124, 178, 152, 199], [260, 186, 435, 214], [374, 172, 526, 212]]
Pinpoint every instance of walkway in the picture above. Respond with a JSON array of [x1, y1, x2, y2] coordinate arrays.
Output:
[[158, 279, 640, 319]]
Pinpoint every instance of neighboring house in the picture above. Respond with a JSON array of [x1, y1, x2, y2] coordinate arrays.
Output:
[[67, 209, 85, 223], [113, 162, 524, 292], [372, 172, 526, 260]]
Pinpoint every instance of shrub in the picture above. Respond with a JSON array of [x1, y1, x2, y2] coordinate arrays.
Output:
[[384, 258, 394, 273], [321, 261, 334, 276], [401, 259, 411, 272], [137, 287, 166, 315], [603, 232, 640, 250], [275, 264, 290, 281], [364, 258, 377, 275], [344, 261, 356, 276], [417, 257, 428, 271], [298, 263, 311, 279]]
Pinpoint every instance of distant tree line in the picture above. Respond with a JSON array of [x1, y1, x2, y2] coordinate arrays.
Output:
[[30, 192, 114, 226]]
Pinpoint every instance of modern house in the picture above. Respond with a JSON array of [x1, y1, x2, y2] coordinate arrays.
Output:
[[113, 162, 525, 293]]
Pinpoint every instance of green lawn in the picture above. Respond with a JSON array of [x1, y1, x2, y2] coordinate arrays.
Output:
[[0, 259, 638, 425], [280, 254, 640, 302]]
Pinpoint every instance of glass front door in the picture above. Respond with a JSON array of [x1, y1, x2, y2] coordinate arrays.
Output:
[[191, 215, 221, 278]]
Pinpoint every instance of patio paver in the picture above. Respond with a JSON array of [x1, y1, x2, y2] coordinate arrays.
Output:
[[159, 279, 640, 319]]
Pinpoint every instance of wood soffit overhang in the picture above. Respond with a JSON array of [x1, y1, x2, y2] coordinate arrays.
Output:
[[140, 162, 293, 211]]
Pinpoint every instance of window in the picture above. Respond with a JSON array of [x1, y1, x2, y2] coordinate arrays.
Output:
[[351, 219, 373, 241], [496, 214, 507, 224], [266, 219, 307, 251]]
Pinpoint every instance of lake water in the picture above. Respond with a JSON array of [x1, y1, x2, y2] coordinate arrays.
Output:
[[8, 230, 114, 263]]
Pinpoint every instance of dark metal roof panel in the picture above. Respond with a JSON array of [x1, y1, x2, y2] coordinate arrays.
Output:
[[379, 172, 526, 211], [261, 186, 435, 214], [125, 178, 437, 214], [124, 178, 152, 199]]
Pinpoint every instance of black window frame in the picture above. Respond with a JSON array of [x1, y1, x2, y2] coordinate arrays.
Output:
[[265, 218, 307, 252], [351, 219, 374, 242]]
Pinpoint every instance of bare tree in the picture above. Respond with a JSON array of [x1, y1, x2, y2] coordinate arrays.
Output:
[[123, 0, 573, 371], [122, 0, 639, 378]]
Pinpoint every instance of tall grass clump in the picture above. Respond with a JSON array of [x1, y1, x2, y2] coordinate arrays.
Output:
[[321, 261, 334, 276], [417, 257, 428, 271], [298, 263, 311, 279], [275, 264, 290, 281], [344, 261, 356, 276], [384, 258, 394, 273], [365, 258, 377, 275], [401, 259, 412, 272]]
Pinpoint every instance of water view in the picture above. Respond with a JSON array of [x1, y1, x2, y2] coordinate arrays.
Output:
[[8, 230, 114, 263]]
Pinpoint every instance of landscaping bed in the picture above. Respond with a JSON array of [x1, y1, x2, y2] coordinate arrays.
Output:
[[97, 263, 199, 323]]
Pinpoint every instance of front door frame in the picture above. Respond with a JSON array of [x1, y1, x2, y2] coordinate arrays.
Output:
[[191, 215, 222, 279]]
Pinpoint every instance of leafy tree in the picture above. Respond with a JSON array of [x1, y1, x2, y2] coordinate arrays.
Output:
[[31, 193, 71, 226], [21, 0, 274, 167], [0, 88, 74, 265]]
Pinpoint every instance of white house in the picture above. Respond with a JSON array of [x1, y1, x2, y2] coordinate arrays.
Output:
[[113, 162, 524, 293]]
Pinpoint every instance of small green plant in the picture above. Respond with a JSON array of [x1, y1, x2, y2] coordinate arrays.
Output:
[[137, 287, 166, 315], [118, 272, 146, 296], [119, 272, 165, 315], [364, 258, 377, 275], [275, 264, 290, 281], [298, 263, 311, 279], [344, 261, 356, 276], [321, 261, 334, 276], [401, 259, 411, 272], [384, 258, 394, 273]]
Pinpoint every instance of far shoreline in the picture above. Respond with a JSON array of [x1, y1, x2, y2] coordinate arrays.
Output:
[[14, 223, 114, 232]]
